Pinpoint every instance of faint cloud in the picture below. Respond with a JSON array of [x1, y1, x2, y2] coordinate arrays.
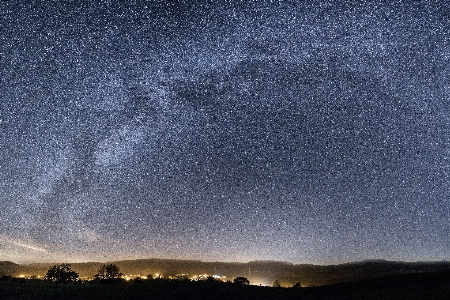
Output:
[[0, 235, 48, 253], [10, 240, 48, 253]]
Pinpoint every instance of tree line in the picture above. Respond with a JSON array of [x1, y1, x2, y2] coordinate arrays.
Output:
[[44, 263, 122, 285], [43, 264, 259, 286]]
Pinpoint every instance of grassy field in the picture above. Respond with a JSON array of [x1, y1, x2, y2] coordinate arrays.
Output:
[[1, 269, 450, 300], [0, 279, 290, 300]]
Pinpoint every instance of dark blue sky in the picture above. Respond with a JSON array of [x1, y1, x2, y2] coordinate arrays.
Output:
[[1, 1, 449, 264]]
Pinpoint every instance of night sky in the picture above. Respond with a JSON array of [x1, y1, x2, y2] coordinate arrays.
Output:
[[1, 1, 450, 265]]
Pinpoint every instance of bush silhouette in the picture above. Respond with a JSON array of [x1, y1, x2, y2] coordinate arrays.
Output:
[[233, 277, 250, 285]]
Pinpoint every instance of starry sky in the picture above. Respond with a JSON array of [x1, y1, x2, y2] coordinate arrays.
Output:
[[1, 0, 450, 265]]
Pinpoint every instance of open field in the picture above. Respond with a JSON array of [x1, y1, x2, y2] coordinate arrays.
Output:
[[1, 268, 450, 300]]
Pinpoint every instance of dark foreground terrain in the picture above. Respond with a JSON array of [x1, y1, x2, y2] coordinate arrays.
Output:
[[1, 269, 449, 300]]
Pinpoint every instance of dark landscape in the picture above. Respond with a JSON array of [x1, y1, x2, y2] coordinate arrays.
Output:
[[1, 259, 450, 299], [2, 2, 450, 300]]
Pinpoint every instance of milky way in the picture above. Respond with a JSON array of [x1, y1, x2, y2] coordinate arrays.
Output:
[[1, 1, 450, 264]]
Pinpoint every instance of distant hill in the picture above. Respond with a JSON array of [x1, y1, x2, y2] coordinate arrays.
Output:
[[0, 261, 20, 277], [3, 259, 450, 286]]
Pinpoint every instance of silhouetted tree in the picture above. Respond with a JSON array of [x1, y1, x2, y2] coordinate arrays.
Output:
[[44, 264, 79, 285], [233, 277, 250, 285], [293, 282, 301, 288], [94, 264, 122, 280]]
